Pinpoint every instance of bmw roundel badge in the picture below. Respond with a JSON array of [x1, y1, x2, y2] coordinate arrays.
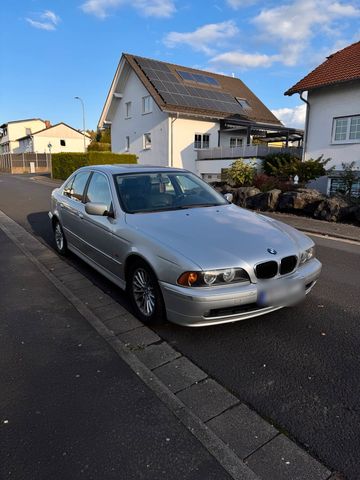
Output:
[[267, 248, 277, 255]]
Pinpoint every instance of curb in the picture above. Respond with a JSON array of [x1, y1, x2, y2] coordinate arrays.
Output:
[[0, 209, 335, 480]]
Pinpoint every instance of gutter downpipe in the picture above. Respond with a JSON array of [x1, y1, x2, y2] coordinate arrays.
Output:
[[299, 91, 309, 162], [170, 113, 178, 167]]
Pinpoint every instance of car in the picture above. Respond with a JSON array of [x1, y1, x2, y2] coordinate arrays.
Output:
[[49, 164, 321, 327]]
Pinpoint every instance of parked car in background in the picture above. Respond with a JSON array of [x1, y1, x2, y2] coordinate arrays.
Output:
[[49, 165, 321, 327]]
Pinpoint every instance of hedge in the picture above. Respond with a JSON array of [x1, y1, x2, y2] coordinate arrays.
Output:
[[52, 152, 137, 180], [87, 142, 111, 151]]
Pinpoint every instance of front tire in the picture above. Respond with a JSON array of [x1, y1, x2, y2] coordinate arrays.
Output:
[[53, 220, 68, 256], [127, 260, 165, 324]]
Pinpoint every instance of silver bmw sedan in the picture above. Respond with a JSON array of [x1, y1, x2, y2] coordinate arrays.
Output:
[[49, 165, 321, 327]]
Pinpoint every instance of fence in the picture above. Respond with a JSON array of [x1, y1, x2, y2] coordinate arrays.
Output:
[[197, 145, 303, 161], [0, 153, 51, 174]]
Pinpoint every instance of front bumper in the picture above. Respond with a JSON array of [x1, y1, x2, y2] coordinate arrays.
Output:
[[160, 258, 322, 327]]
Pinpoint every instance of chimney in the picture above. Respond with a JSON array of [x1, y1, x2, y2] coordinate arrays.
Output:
[[45, 120, 51, 129]]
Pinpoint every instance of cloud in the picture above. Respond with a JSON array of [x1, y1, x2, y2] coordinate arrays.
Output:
[[271, 104, 306, 128], [211, 50, 278, 69], [226, 0, 258, 8], [164, 21, 239, 55], [26, 10, 60, 30], [253, 0, 360, 65], [81, 0, 175, 18]]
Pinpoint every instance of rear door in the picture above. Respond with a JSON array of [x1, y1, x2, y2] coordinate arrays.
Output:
[[59, 171, 91, 251]]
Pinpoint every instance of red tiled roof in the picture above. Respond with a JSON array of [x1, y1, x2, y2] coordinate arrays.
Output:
[[285, 41, 360, 96]]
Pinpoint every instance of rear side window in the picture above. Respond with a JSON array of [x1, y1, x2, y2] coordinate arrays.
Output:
[[70, 172, 90, 202], [85, 172, 112, 211]]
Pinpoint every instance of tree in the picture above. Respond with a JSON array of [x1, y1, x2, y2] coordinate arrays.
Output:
[[263, 153, 332, 183], [339, 161, 358, 198]]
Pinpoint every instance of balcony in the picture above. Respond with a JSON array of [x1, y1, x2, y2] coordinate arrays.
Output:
[[196, 145, 303, 161]]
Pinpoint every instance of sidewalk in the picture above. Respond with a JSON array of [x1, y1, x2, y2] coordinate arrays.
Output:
[[0, 210, 334, 480], [265, 212, 360, 243], [0, 228, 233, 480]]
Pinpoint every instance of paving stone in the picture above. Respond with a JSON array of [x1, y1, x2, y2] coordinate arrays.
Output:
[[62, 277, 94, 291], [118, 326, 160, 347], [207, 403, 278, 459], [245, 434, 331, 480], [55, 271, 87, 282], [103, 314, 142, 335], [134, 343, 181, 369], [176, 379, 239, 422], [75, 287, 114, 308], [93, 302, 128, 321], [153, 356, 208, 393]]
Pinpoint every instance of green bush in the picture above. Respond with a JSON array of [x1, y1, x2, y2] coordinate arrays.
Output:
[[52, 151, 137, 180], [87, 142, 111, 151], [226, 159, 256, 187], [263, 153, 332, 183]]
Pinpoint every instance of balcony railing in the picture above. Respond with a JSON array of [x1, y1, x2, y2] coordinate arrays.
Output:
[[196, 145, 303, 161]]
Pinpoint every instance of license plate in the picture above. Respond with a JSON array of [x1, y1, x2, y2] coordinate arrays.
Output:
[[257, 279, 305, 307]]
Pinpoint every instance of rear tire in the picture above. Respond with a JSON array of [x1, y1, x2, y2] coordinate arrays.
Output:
[[53, 220, 68, 256], [127, 260, 165, 324]]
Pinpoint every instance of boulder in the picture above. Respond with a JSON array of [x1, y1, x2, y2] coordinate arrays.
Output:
[[245, 189, 282, 211], [278, 188, 324, 214], [313, 196, 353, 222], [233, 186, 260, 207]]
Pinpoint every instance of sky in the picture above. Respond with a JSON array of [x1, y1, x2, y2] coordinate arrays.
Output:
[[1, 0, 359, 131]]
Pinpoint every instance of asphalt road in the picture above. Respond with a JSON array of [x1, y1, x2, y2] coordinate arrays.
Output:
[[1, 173, 360, 479]]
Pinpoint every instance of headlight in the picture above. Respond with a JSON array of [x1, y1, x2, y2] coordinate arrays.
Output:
[[177, 268, 249, 287], [300, 246, 315, 264]]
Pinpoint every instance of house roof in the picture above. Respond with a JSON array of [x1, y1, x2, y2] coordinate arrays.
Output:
[[0, 118, 45, 129], [16, 122, 91, 141], [99, 53, 282, 127], [285, 41, 360, 96]]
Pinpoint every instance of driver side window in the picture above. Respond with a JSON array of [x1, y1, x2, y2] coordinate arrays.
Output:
[[85, 172, 112, 211]]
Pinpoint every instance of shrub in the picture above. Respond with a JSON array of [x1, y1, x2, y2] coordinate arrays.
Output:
[[253, 173, 293, 192], [226, 159, 256, 187], [263, 153, 332, 183], [52, 151, 137, 180], [87, 142, 111, 152]]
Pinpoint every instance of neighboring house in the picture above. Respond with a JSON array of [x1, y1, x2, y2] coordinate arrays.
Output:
[[285, 41, 360, 195], [0, 118, 48, 154], [16, 122, 91, 154], [99, 53, 302, 180]]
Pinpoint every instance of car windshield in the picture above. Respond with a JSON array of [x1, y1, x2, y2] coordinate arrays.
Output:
[[114, 171, 227, 213]]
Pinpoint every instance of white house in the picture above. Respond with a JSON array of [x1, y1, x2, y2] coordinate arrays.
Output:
[[16, 122, 91, 154], [99, 53, 302, 181], [0, 118, 48, 153], [285, 41, 360, 196]]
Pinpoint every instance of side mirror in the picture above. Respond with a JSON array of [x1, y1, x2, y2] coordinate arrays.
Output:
[[224, 193, 233, 203], [85, 202, 109, 216]]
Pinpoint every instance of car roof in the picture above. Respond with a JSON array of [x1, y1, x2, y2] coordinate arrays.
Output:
[[78, 164, 188, 175]]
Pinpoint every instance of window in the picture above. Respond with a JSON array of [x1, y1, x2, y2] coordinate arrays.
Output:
[[230, 137, 243, 148], [177, 70, 220, 86], [60, 139, 66, 146], [125, 136, 130, 152], [143, 133, 151, 149], [85, 172, 112, 211], [333, 116, 360, 143], [142, 96, 152, 114], [68, 172, 90, 202], [236, 98, 251, 110], [194, 133, 210, 149], [125, 101, 132, 118]]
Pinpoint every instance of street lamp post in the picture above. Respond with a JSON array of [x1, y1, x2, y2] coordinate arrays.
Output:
[[74, 96, 86, 152]]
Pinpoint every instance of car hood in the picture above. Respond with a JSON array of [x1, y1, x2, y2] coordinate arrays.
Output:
[[125, 204, 311, 270]]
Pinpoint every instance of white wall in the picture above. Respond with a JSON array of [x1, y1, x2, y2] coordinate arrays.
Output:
[[306, 82, 360, 169], [171, 117, 219, 173], [16, 124, 90, 153], [2, 120, 46, 153], [111, 69, 169, 166]]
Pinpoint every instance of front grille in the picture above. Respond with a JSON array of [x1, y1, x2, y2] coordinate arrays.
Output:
[[280, 255, 297, 275], [255, 261, 278, 279]]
